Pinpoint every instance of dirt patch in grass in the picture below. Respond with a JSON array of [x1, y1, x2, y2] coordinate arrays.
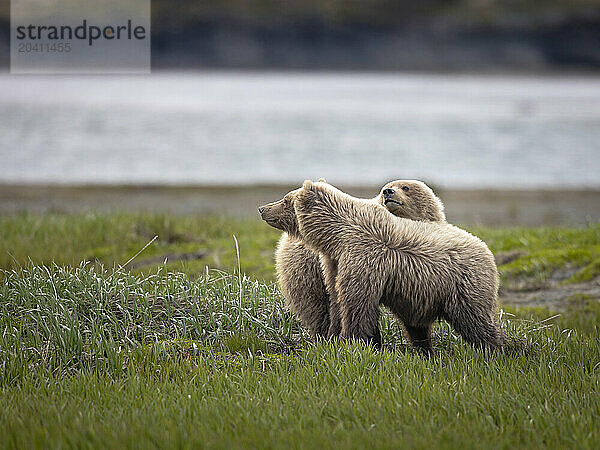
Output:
[[500, 275, 600, 311]]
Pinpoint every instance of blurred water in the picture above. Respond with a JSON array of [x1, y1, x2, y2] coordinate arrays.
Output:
[[1, 72, 599, 188]]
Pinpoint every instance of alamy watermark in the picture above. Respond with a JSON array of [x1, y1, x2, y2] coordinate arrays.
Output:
[[11, 0, 150, 73]]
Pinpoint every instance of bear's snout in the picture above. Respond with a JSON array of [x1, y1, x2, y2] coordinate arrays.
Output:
[[383, 188, 395, 199]]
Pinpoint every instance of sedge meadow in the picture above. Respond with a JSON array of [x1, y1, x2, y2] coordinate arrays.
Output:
[[0, 213, 599, 449]]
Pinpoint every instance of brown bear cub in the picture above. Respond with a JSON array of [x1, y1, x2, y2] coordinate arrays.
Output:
[[260, 180, 445, 342], [261, 181, 505, 355]]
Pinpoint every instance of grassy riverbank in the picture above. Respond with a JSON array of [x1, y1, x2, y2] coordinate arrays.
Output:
[[1, 213, 599, 287], [1, 213, 599, 448]]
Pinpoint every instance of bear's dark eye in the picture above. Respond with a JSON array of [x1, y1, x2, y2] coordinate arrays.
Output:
[[402, 186, 409, 192]]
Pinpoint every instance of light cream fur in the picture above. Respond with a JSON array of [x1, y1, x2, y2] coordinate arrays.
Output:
[[293, 180, 504, 353], [262, 181, 446, 340]]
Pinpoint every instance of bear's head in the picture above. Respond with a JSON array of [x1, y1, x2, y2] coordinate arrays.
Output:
[[258, 179, 326, 236], [378, 180, 446, 223], [258, 188, 301, 237]]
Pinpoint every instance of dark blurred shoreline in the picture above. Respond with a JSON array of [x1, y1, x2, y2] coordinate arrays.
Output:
[[1, 184, 598, 226], [1, 2, 600, 72], [151, 20, 600, 72]]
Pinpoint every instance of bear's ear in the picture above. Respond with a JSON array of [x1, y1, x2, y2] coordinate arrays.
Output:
[[302, 180, 314, 190], [317, 178, 327, 183]]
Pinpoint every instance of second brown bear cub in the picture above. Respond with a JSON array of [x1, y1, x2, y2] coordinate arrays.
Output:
[[269, 180, 445, 341], [260, 180, 505, 354]]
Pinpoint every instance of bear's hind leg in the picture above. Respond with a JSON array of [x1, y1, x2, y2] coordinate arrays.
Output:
[[444, 302, 505, 351], [404, 324, 434, 357]]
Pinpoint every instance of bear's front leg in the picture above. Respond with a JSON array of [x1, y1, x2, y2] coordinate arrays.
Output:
[[336, 265, 385, 349], [276, 237, 331, 339]]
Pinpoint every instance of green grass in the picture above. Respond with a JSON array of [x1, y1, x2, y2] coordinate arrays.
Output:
[[1, 264, 599, 449], [0, 214, 599, 448], [473, 224, 600, 288], [2, 213, 599, 286], [504, 294, 600, 336], [0, 213, 281, 281]]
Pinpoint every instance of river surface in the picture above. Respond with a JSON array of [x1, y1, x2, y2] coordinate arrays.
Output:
[[1, 72, 599, 188]]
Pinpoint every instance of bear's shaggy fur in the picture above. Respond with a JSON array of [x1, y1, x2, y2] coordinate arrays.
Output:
[[264, 181, 505, 354], [262, 180, 446, 339]]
